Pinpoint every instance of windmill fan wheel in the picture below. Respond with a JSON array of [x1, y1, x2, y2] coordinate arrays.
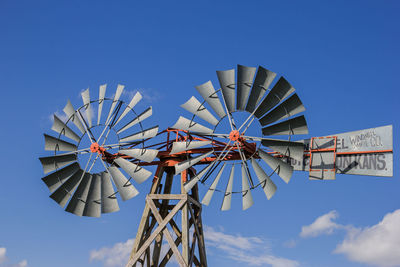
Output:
[[39, 84, 159, 217], [172, 64, 308, 210]]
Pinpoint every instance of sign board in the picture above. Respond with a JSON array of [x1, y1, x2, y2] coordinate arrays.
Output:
[[290, 125, 393, 177]]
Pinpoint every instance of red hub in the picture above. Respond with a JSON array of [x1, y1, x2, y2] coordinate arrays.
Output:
[[229, 130, 240, 141], [90, 142, 105, 154]]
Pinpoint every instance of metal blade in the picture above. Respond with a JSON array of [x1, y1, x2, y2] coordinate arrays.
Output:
[[83, 174, 101, 217], [195, 81, 226, 118], [246, 66, 277, 112], [108, 165, 139, 201], [117, 107, 152, 134], [201, 163, 226, 206], [254, 77, 295, 118], [175, 151, 213, 174], [44, 134, 78, 152], [261, 138, 304, 161], [119, 148, 158, 163], [237, 65, 256, 111], [63, 100, 86, 134], [259, 94, 305, 126], [114, 157, 152, 184], [50, 169, 84, 208], [221, 164, 235, 211], [39, 154, 77, 174], [41, 162, 80, 192], [183, 162, 215, 192], [105, 84, 124, 124], [51, 115, 81, 143], [262, 115, 308, 136], [114, 92, 142, 127], [170, 141, 212, 154], [171, 116, 213, 134], [258, 149, 293, 183], [241, 164, 254, 210], [65, 173, 92, 216], [250, 158, 276, 200], [97, 84, 107, 125], [217, 69, 235, 112], [119, 126, 159, 143], [101, 171, 120, 213], [181, 96, 219, 126], [81, 88, 93, 128]]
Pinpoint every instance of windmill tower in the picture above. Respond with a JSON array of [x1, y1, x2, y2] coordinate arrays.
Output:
[[39, 64, 393, 267]]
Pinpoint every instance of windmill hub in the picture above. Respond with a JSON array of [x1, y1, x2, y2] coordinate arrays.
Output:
[[90, 142, 105, 154], [228, 130, 240, 141]]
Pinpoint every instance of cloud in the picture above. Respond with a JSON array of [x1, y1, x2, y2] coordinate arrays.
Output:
[[334, 209, 400, 267], [300, 210, 347, 238], [0, 247, 28, 267], [123, 88, 162, 104], [90, 239, 134, 267], [204, 226, 299, 267], [90, 226, 299, 267]]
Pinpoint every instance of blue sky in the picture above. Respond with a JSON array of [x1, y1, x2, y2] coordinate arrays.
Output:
[[0, 1, 399, 267]]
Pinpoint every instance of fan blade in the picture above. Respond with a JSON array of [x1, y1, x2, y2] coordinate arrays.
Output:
[[39, 154, 77, 174], [119, 148, 158, 163], [41, 162, 80, 192], [83, 174, 101, 217], [108, 165, 139, 201], [221, 164, 235, 211], [258, 149, 293, 183], [259, 94, 305, 126], [261, 138, 304, 161], [97, 84, 107, 125], [50, 169, 84, 207], [254, 77, 295, 118], [51, 115, 81, 143], [101, 171, 120, 213], [114, 92, 142, 127], [183, 162, 215, 192], [171, 116, 213, 134], [81, 88, 93, 128], [195, 81, 226, 118], [262, 115, 308, 136], [175, 151, 213, 174], [217, 69, 235, 113], [114, 157, 152, 184], [117, 107, 152, 134], [105, 84, 124, 124], [241, 164, 254, 210], [201, 163, 226, 206], [170, 141, 212, 154], [181, 96, 219, 126], [119, 126, 159, 143], [63, 100, 86, 134], [237, 65, 256, 111], [65, 173, 92, 216], [246, 66, 277, 112], [44, 134, 77, 152], [250, 158, 276, 200]]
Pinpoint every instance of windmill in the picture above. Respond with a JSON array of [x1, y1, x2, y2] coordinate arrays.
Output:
[[39, 65, 393, 267]]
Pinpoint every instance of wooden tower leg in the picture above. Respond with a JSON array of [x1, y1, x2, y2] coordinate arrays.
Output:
[[126, 167, 208, 267]]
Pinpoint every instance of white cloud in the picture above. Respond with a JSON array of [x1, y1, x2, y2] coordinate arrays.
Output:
[[0, 247, 28, 267], [334, 209, 400, 267], [204, 226, 299, 267], [90, 239, 134, 267], [90, 226, 299, 267], [123, 88, 162, 104], [300, 210, 346, 238]]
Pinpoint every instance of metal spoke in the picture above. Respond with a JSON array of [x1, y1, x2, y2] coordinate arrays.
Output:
[[76, 110, 96, 144], [219, 88, 235, 131], [235, 143, 255, 188], [98, 101, 122, 143]]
